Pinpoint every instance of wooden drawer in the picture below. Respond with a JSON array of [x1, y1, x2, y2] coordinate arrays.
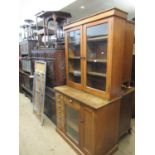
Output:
[[63, 95, 80, 109]]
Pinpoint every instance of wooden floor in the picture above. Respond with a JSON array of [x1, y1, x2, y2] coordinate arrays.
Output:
[[19, 93, 135, 155]]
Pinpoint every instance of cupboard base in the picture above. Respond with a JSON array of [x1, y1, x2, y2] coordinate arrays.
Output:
[[56, 128, 118, 155]]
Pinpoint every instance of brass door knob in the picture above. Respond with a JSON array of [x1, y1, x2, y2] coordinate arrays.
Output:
[[69, 99, 72, 103]]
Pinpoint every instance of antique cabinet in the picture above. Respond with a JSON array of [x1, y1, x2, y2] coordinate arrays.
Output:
[[25, 11, 71, 123], [19, 40, 37, 74], [55, 8, 134, 155], [35, 11, 71, 49], [64, 8, 134, 100], [55, 86, 120, 155], [19, 40, 37, 56], [31, 49, 66, 87], [19, 39, 37, 100], [31, 48, 66, 124]]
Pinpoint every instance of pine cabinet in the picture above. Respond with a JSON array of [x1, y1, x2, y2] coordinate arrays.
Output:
[[55, 86, 120, 155], [55, 8, 134, 155], [64, 8, 134, 100]]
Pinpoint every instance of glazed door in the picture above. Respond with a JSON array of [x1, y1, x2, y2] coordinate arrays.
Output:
[[64, 97, 81, 145], [65, 26, 83, 89], [83, 19, 110, 98]]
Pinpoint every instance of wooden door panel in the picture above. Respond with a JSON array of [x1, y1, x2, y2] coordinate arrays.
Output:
[[81, 106, 94, 155], [64, 98, 81, 145], [65, 26, 84, 90], [83, 19, 111, 99]]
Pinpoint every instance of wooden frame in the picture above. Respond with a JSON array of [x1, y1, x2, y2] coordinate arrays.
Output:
[[33, 61, 47, 125], [63, 98, 81, 147], [65, 26, 84, 90], [83, 18, 111, 99]]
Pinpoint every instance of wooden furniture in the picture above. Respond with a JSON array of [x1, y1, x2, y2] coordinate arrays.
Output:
[[33, 61, 46, 124], [31, 48, 66, 87], [19, 11, 71, 124], [64, 8, 134, 100], [55, 86, 120, 155], [25, 11, 71, 124], [44, 87, 56, 123], [122, 21, 134, 86], [19, 39, 37, 100], [55, 8, 134, 155], [31, 48, 66, 124], [35, 11, 71, 48]]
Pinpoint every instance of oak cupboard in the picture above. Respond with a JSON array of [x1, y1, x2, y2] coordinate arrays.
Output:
[[55, 8, 134, 155], [55, 86, 120, 155], [55, 86, 134, 155]]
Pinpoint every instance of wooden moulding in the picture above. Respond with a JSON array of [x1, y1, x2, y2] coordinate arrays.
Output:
[[64, 8, 128, 30]]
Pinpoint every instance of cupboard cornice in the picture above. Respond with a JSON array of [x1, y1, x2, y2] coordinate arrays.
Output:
[[64, 8, 127, 30]]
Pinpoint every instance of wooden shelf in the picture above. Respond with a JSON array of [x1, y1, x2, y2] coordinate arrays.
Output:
[[22, 69, 31, 73], [87, 59, 107, 63], [68, 42, 80, 46], [21, 84, 32, 95], [19, 70, 32, 77], [87, 71, 106, 77], [69, 70, 81, 76], [67, 120, 79, 133], [87, 35, 108, 41], [69, 56, 80, 60]]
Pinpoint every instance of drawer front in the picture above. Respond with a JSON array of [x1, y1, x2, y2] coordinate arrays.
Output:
[[56, 93, 64, 131], [63, 96, 80, 110]]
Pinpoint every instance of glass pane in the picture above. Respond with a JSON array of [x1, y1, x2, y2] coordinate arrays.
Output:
[[67, 30, 81, 84], [86, 23, 108, 91], [66, 105, 79, 143]]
